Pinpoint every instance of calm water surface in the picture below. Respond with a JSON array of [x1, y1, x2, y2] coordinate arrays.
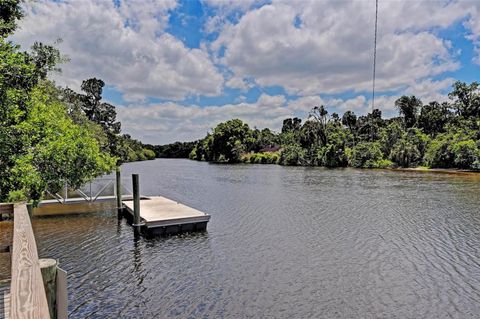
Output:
[[33, 159, 480, 318]]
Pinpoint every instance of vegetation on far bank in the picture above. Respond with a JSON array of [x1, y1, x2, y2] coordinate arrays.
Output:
[[0, 1, 154, 203], [159, 83, 480, 172]]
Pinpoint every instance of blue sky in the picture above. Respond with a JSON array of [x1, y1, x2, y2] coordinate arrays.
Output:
[[12, 0, 480, 144]]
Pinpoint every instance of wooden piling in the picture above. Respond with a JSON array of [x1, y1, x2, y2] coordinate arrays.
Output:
[[40, 258, 57, 319], [132, 174, 142, 226], [116, 169, 122, 213]]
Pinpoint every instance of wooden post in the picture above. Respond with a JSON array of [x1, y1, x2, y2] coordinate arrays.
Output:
[[116, 168, 122, 213], [132, 174, 141, 226], [40, 258, 57, 319]]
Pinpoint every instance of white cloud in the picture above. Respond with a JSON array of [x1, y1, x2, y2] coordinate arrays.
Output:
[[12, 0, 224, 100], [202, 0, 260, 34], [117, 73, 457, 144], [463, 2, 480, 64], [225, 76, 249, 90], [116, 93, 293, 144], [403, 78, 454, 104], [288, 95, 326, 112], [214, 0, 467, 95]]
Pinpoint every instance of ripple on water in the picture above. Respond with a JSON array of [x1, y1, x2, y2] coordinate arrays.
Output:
[[33, 160, 480, 318]]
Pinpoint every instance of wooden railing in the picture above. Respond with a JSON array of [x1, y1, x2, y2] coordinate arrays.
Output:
[[10, 205, 50, 319]]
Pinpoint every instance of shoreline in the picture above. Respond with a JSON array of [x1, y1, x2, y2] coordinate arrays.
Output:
[[392, 167, 480, 175], [157, 158, 480, 175]]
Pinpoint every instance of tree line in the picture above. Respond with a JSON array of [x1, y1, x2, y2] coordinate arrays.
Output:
[[185, 82, 480, 170], [0, 1, 154, 203]]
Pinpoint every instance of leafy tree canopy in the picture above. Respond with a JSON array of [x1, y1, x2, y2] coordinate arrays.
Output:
[[187, 82, 480, 171]]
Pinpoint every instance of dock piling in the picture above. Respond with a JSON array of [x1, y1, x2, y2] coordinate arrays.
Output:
[[116, 168, 122, 213], [132, 174, 142, 227], [40, 258, 57, 319]]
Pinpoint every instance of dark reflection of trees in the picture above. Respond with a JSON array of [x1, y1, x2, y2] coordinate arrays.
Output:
[[132, 230, 144, 286]]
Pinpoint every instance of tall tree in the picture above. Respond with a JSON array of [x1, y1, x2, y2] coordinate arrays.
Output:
[[300, 120, 322, 149], [80, 78, 121, 134], [308, 106, 329, 146], [418, 101, 451, 136], [65, 78, 122, 161], [210, 119, 253, 162], [342, 111, 357, 131], [12, 83, 115, 200], [448, 81, 480, 118], [282, 117, 302, 133], [357, 109, 384, 142], [395, 95, 422, 128], [0, 0, 23, 37]]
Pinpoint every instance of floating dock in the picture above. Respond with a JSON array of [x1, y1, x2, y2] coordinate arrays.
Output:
[[122, 196, 210, 235]]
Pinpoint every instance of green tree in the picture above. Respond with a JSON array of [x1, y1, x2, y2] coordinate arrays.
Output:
[[349, 142, 388, 168], [279, 144, 306, 166], [30, 41, 67, 79], [0, 1, 117, 201], [418, 101, 451, 136], [379, 120, 404, 158], [405, 128, 429, 159], [282, 117, 302, 133], [10, 83, 116, 200], [308, 106, 329, 146], [0, 2, 67, 200], [251, 128, 277, 152], [300, 120, 322, 148], [450, 140, 479, 169], [357, 109, 384, 142], [210, 119, 253, 162], [424, 124, 477, 169], [0, 0, 23, 37], [390, 140, 421, 167], [395, 95, 422, 128], [78, 78, 121, 155], [448, 81, 480, 118], [425, 136, 454, 168], [342, 111, 357, 131]]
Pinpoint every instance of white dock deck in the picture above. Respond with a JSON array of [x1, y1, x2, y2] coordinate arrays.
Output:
[[122, 196, 210, 231]]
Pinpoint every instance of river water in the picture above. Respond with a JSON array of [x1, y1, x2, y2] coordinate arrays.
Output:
[[33, 159, 480, 318]]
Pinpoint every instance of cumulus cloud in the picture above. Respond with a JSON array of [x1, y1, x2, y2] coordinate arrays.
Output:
[[12, 0, 224, 100], [202, 0, 260, 34], [214, 0, 467, 95], [113, 90, 405, 144], [116, 93, 293, 144], [463, 2, 480, 64], [117, 74, 459, 144]]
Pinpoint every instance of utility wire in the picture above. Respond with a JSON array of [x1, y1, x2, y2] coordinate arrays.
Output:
[[372, 0, 378, 113]]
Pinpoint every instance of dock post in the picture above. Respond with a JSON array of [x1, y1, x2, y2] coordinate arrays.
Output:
[[116, 168, 122, 214], [40, 258, 58, 319], [132, 174, 142, 227]]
